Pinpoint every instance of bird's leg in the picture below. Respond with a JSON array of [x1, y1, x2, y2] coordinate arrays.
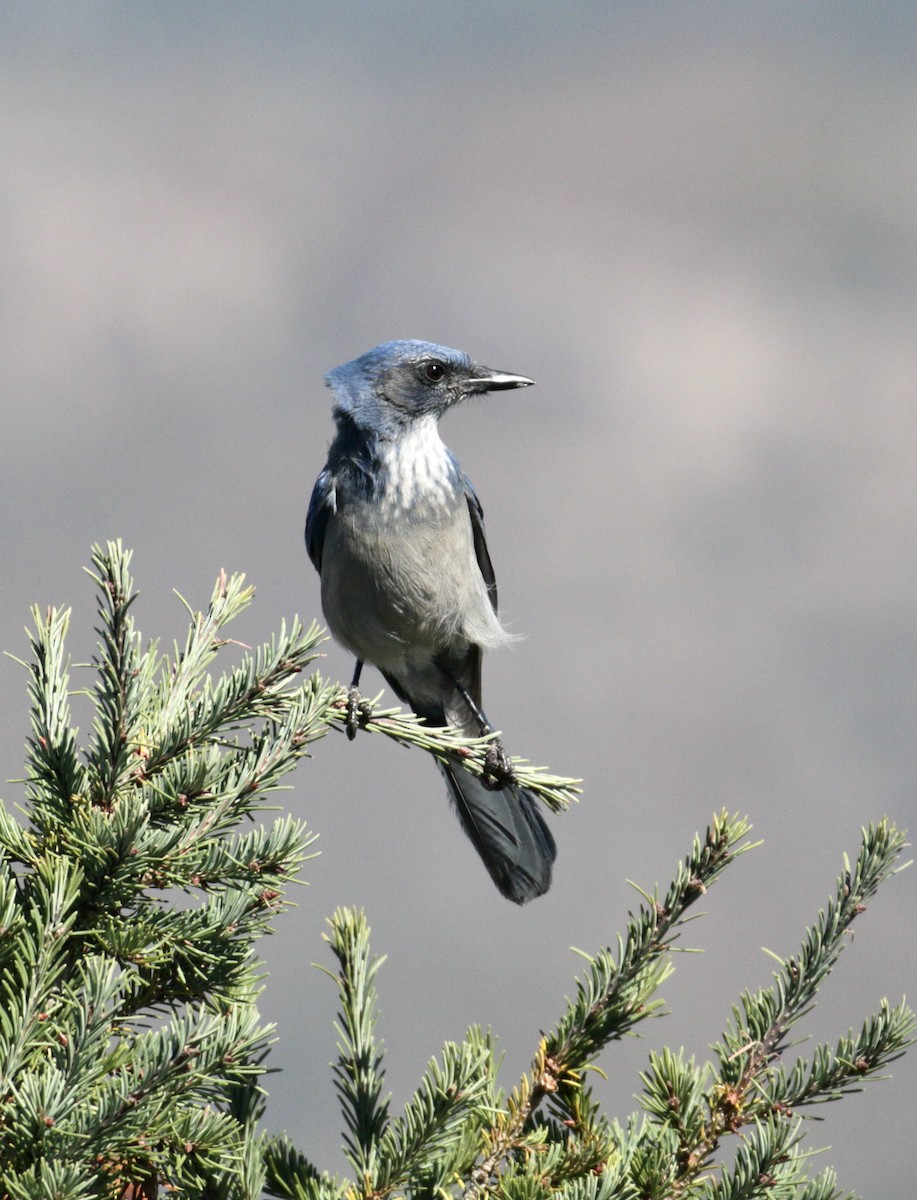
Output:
[[437, 663, 517, 791], [345, 659, 372, 740], [450, 677, 493, 737]]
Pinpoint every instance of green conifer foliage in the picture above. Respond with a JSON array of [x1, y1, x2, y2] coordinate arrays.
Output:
[[0, 544, 911, 1199]]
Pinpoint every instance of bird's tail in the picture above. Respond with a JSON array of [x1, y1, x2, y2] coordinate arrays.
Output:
[[437, 761, 556, 904]]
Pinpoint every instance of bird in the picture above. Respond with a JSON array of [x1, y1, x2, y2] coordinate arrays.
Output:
[[305, 339, 556, 903]]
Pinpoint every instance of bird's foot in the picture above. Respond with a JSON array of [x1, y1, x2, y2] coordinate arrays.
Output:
[[481, 738, 518, 790], [344, 687, 373, 740]]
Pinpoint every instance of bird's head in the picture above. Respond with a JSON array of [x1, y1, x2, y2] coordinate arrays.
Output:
[[325, 340, 533, 436]]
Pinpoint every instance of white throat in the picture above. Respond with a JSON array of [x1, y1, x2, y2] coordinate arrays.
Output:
[[378, 417, 455, 513]]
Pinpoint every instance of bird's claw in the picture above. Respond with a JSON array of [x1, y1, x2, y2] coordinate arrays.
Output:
[[481, 739, 517, 790], [345, 687, 373, 740]]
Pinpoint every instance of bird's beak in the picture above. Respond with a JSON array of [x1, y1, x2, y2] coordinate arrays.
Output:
[[466, 364, 535, 393]]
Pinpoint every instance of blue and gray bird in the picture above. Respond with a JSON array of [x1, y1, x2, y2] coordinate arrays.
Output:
[[306, 340, 556, 903]]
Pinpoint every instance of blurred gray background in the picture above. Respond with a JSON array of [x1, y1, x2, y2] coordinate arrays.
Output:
[[1, 2, 915, 1194]]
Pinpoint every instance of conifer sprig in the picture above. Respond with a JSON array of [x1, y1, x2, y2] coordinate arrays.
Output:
[[326, 695, 581, 813], [321, 908, 497, 1200], [549, 812, 757, 1074], [324, 907, 390, 1177]]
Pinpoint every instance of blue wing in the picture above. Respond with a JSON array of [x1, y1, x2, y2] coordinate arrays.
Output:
[[305, 469, 335, 573], [464, 475, 498, 613]]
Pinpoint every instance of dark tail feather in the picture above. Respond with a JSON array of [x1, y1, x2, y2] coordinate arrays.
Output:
[[380, 668, 556, 902], [437, 762, 556, 904]]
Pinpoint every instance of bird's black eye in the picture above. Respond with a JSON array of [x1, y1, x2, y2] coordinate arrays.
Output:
[[422, 361, 446, 383]]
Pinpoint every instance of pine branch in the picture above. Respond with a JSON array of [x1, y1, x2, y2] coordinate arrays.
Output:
[[323, 907, 390, 1179], [263, 1133, 344, 1200], [548, 812, 755, 1075], [327, 692, 581, 814], [710, 822, 909, 1114], [462, 814, 756, 1200], [372, 1033, 496, 1197], [700, 1117, 814, 1200], [766, 997, 916, 1109], [793, 1171, 850, 1200], [715, 821, 908, 1083], [85, 542, 148, 809], [637, 820, 914, 1199], [0, 858, 84, 1087], [21, 603, 88, 823]]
